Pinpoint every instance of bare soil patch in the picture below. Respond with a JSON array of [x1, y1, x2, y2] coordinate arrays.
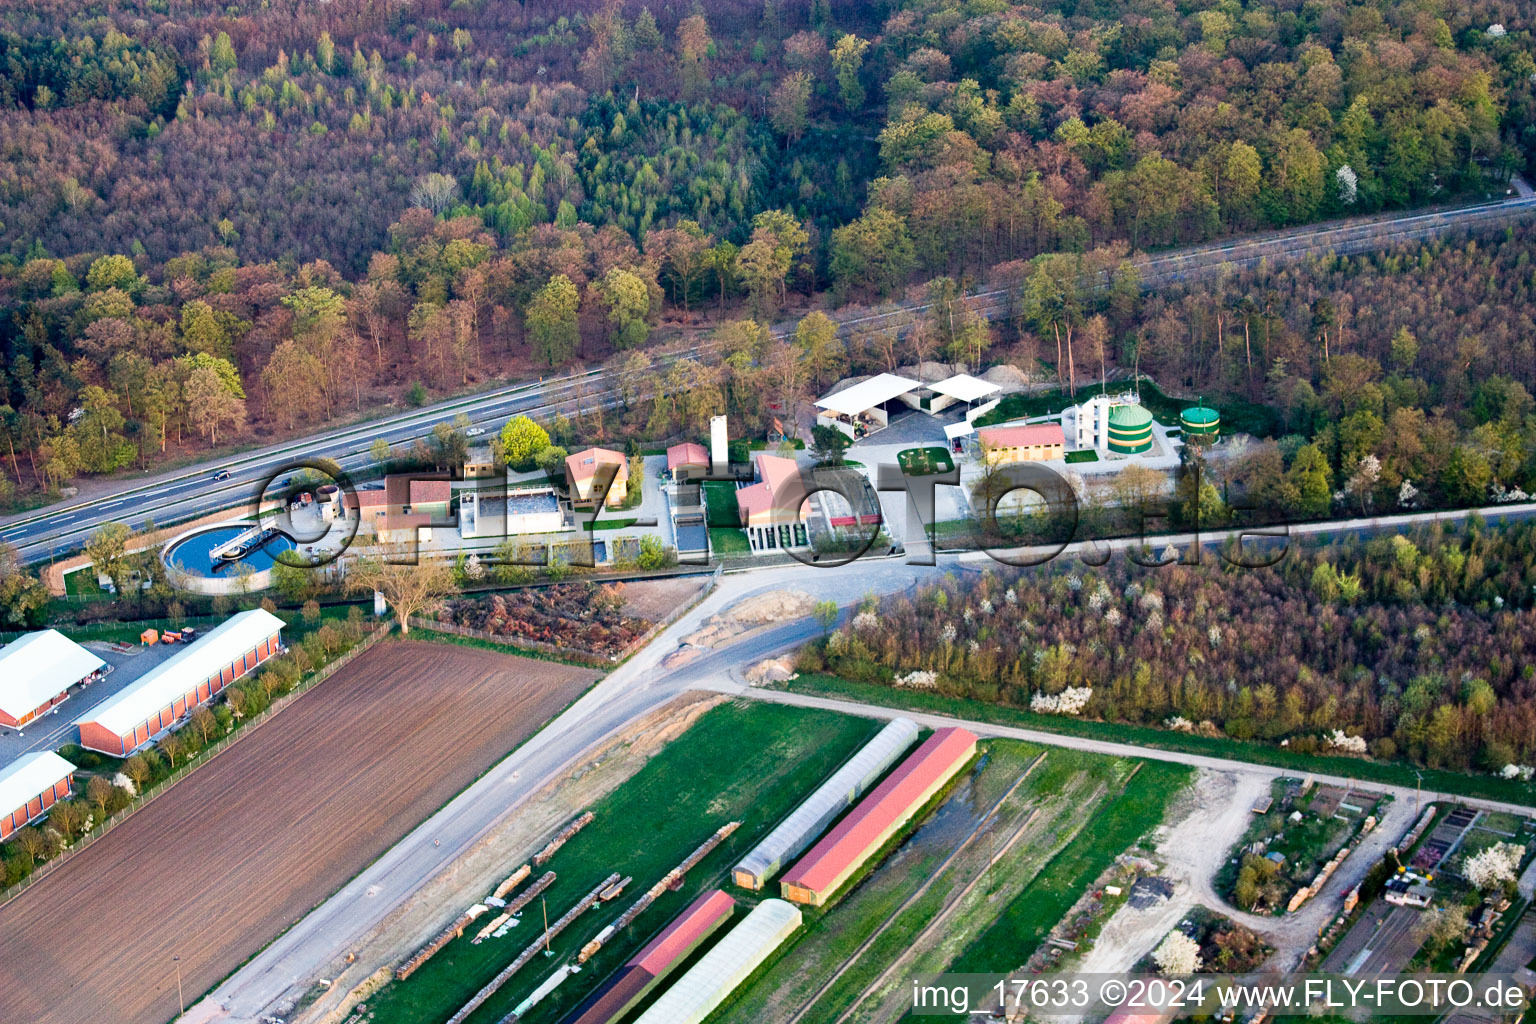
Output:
[[0, 641, 598, 1024]]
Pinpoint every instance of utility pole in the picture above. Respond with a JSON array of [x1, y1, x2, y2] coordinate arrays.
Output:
[[1414, 770, 1423, 817], [173, 955, 184, 1015], [542, 896, 551, 955]]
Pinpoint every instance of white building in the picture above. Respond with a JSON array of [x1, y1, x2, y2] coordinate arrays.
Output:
[[0, 630, 105, 729]]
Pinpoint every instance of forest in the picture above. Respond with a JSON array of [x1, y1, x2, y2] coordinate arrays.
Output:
[[2, 0, 1536, 512], [800, 518, 1536, 772]]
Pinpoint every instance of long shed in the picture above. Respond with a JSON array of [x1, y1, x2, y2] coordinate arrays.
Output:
[[780, 726, 978, 907], [74, 608, 285, 756], [0, 751, 77, 840], [629, 899, 802, 1024], [559, 889, 735, 1024], [733, 717, 920, 890], [0, 630, 105, 729]]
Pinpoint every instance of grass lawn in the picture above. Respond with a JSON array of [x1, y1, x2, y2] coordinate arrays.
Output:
[[709, 527, 751, 555], [1064, 449, 1099, 464], [702, 479, 741, 528], [364, 701, 881, 1024], [581, 517, 638, 531], [896, 446, 955, 476], [63, 566, 105, 597], [777, 674, 1536, 805], [750, 438, 805, 450]]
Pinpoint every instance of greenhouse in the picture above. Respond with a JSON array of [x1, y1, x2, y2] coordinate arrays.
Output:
[[732, 717, 920, 890], [630, 899, 803, 1024]]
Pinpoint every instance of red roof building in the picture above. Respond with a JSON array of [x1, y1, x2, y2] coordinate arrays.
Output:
[[978, 423, 1066, 463], [780, 727, 978, 906], [559, 889, 735, 1024], [735, 452, 812, 553], [666, 442, 709, 477]]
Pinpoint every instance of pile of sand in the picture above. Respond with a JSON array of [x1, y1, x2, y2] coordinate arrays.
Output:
[[681, 590, 818, 648], [981, 363, 1034, 390], [745, 656, 798, 684]]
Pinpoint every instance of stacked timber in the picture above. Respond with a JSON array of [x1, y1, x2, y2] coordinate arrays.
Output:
[[395, 904, 490, 980], [535, 812, 594, 866], [577, 821, 740, 964], [492, 864, 531, 901], [473, 872, 557, 944], [446, 873, 621, 1024]]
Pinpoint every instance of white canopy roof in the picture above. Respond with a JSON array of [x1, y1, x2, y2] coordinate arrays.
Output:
[[77, 608, 285, 735], [930, 373, 1000, 403], [815, 373, 920, 416], [943, 421, 975, 441], [0, 751, 75, 816], [0, 630, 105, 720]]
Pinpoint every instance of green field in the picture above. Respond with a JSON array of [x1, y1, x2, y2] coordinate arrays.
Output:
[[581, 517, 638, 531], [1064, 449, 1099, 464], [778, 675, 1536, 804], [703, 479, 741, 528], [709, 527, 751, 555], [364, 701, 880, 1024]]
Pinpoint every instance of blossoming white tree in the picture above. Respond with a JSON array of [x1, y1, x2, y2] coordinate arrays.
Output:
[[1464, 842, 1523, 890], [1153, 930, 1202, 975]]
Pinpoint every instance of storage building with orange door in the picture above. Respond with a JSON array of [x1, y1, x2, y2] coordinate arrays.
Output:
[[0, 751, 77, 840], [74, 608, 285, 756], [779, 726, 978, 907], [0, 629, 106, 729]]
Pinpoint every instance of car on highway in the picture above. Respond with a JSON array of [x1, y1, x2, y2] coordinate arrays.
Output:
[[213, 469, 232, 480], [465, 426, 487, 437]]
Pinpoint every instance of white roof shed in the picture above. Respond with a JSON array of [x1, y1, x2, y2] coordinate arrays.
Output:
[[815, 374, 921, 417], [0, 630, 105, 722], [76, 608, 285, 736], [930, 373, 1000, 403], [631, 899, 803, 1024], [0, 751, 76, 816], [734, 718, 919, 889]]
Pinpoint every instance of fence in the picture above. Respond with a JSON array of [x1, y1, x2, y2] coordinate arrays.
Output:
[[408, 565, 722, 667], [0, 621, 394, 908]]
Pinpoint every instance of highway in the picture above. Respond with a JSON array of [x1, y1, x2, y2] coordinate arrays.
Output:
[[7, 186, 1536, 566]]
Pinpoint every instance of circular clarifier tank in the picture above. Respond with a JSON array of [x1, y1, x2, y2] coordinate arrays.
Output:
[[163, 522, 297, 578]]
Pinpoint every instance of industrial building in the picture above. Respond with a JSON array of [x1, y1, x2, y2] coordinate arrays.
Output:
[[630, 898, 803, 1024], [1065, 392, 1156, 454], [566, 448, 630, 508], [780, 726, 979, 907], [734, 718, 920, 890], [75, 608, 285, 756], [0, 629, 106, 729], [560, 890, 736, 1024], [735, 452, 811, 552], [0, 751, 77, 840], [459, 485, 564, 539], [977, 423, 1066, 464]]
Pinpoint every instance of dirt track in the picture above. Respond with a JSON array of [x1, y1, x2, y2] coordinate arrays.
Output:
[[0, 640, 598, 1024]]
